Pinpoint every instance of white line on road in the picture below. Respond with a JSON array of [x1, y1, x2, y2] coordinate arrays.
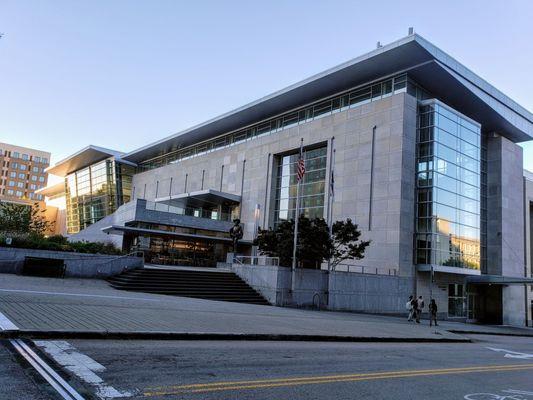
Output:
[[487, 347, 533, 359], [0, 288, 159, 302], [0, 310, 19, 331], [34, 340, 134, 399]]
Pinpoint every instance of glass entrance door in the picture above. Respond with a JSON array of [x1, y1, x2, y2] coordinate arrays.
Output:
[[448, 283, 466, 318], [467, 293, 477, 321]]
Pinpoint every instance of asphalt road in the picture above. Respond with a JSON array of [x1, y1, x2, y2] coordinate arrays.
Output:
[[3, 334, 528, 400]]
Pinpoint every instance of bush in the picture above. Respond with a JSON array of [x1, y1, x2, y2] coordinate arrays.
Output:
[[0, 232, 123, 255]]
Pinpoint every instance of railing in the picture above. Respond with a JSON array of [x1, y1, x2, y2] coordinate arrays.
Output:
[[96, 250, 145, 277], [332, 263, 398, 276], [233, 255, 280, 267], [145, 200, 233, 222]]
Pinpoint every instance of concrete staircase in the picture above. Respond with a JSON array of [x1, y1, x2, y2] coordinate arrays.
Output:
[[107, 268, 269, 305]]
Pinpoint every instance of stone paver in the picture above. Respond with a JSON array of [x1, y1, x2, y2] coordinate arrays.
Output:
[[0, 274, 528, 340]]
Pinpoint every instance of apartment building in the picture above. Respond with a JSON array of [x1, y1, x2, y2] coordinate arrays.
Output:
[[0, 142, 50, 203]]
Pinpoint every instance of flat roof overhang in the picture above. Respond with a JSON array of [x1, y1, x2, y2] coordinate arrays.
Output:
[[102, 225, 252, 245], [466, 275, 533, 285], [46, 145, 136, 177], [122, 33, 533, 164], [417, 264, 481, 276], [155, 189, 241, 208], [35, 181, 65, 197]]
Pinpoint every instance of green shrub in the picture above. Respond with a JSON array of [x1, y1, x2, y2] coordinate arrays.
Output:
[[0, 232, 123, 255]]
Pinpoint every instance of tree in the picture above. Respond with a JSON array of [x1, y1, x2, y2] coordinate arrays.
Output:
[[330, 218, 371, 270], [0, 201, 54, 235], [255, 216, 370, 270], [255, 216, 332, 269]]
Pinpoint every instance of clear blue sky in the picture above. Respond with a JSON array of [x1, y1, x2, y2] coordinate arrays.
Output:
[[1, 0, 532, 172]]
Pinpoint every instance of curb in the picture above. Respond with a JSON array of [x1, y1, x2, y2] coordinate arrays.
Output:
[[0, 330, 471, 343], [448, 330, 533, 338]]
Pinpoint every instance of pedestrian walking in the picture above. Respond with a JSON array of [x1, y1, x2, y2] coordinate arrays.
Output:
[[429, 299, 438, 327], [406, 295, 414, 321], [411, 295, 419, 323], [416, 295, 424, 323]]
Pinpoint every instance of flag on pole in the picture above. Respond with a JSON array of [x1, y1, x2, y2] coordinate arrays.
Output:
[[329, 167, 335, 197], [291, 138, 304, 282], [296, 147, 305, 182]]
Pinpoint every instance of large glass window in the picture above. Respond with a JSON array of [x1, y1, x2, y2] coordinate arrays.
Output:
[[415, 101, 481, 270], [65, 159, 133, 234], [272, 146, 327, 226]]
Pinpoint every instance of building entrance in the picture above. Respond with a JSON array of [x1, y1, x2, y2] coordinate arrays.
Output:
[[129, 235, 233, 268], [467, 285, 503, 324]]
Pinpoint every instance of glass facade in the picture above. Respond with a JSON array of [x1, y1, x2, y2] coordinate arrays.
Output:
[[65, 159, 134, 234], [415, 100, 481, 270], [138, 75, 410, 170], [272, 146, 327, 226]]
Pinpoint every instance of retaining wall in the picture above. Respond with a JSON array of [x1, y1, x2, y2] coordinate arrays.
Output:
[[328, 270, 413, 314], [0, 247, 143, 278], [230, 263, 414, 313], [230, 264, 328, 307]]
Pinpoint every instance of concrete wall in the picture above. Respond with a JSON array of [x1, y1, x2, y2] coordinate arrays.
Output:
[[230, 264, 328, 307], [133, 93, 417, 275], [486, 134, 526, 326], [328, 271, 413, 314], [0, 246, 143, 278], [231, 263, 413, 314]]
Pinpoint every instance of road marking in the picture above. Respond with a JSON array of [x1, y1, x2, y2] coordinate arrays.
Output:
[[143, 363, 533, 396], [0, 310, 19, 331], [465, 389, 533, 399], [503, 389, 533, 395], [0, 288, 159, 302], [35, 340, 134, 399], [487, 347, 533, 359], [10, 339, 84, 400]]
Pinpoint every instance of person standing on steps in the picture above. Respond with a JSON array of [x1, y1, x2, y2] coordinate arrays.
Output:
[[416, 295, 425, 323], [429, 299, 438, 327]]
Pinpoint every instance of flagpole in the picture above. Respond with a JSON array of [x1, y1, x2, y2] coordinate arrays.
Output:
[[327, 145, 335, 271], [291, 138, 304, 295]]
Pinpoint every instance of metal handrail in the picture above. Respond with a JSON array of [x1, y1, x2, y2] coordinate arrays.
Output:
[[96, 250, 144, 276], [233, 255, 280, 266], [332, 263, 398, 276]]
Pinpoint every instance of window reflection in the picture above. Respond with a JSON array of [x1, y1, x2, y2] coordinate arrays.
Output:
[[415, 101, 481, 270], [65, 159, 134, 234], [272, 146, 327, 226]]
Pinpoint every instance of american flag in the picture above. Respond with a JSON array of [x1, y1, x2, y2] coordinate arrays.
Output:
[[297, 154, 305, 182]]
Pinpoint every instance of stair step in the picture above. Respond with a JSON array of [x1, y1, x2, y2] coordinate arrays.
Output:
[[108, 285, 259, 293], [107, 268, 269, 305]]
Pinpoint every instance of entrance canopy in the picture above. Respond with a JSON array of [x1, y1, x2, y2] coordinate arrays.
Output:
[[466, 275, 533, 285], [155, 189, 241, 209], [101, 224, 252, 244]]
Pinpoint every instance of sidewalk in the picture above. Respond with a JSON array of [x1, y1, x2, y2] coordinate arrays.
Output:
[[0, 274, 526, 342]]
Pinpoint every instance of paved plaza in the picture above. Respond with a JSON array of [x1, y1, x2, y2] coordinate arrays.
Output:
[[0, 274, 531, 341]]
